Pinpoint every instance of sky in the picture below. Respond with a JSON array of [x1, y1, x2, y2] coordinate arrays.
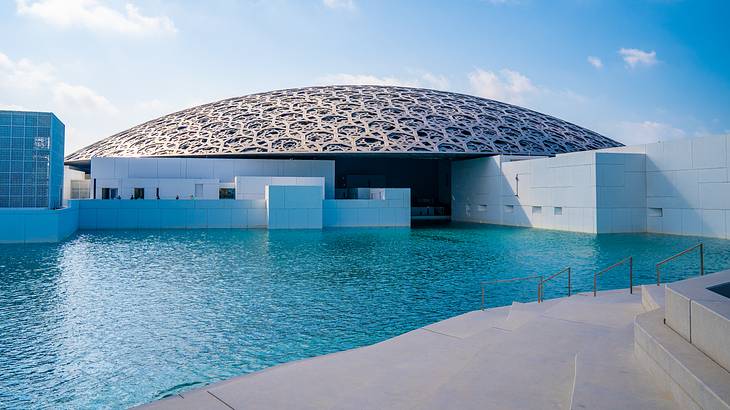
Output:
[[1, 0, 729, 153]]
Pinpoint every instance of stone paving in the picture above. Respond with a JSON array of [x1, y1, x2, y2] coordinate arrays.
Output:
[[137, 289, 677, 410]]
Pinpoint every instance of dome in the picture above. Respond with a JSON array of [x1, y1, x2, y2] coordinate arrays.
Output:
[[65, 85, 621, 163]]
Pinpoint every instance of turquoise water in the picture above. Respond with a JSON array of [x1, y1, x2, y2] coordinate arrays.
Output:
[[1, 224, 729, 409]]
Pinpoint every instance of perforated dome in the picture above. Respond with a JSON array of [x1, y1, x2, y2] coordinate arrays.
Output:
[[65, 85, 621, 162]]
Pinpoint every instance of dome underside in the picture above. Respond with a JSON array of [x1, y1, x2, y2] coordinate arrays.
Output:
[[65, 85, 621, 161]]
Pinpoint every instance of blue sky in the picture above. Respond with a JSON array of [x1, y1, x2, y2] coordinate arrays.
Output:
[[1, 0, 728, 152]]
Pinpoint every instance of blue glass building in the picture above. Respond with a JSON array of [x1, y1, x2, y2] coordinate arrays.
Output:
[[0, 110, 65, 209]]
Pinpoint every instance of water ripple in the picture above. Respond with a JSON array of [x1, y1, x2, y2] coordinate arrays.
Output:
[[1, 224, 728, 408]]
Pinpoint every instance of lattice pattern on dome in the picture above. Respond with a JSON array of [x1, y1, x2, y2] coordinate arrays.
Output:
[[65, 85, 621, 161]]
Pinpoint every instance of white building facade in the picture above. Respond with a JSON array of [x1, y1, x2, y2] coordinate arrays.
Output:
[[88, 157, 336, 201], [6, 86, 729, 242], [452, 134, 730, 238], [61, 156, 410, 232]]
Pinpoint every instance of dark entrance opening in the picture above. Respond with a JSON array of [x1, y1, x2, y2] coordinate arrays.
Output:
[[334, 157, 452, 220]]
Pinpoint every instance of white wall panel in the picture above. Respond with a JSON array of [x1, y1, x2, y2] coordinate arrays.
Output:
[[322, 188, 410, 228], [453, 151, 646, 233], [691, 135, 727, 169], [74, 199, 266, 230], [266, 185, 323, 229]]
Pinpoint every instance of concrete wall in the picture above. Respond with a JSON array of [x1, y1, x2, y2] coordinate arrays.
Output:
[[500, 152, 601, 233], [323, 188, 410, 228], [97, 177, 220, 200], [90, 157, 335, 200], [74, 188, 410, 231], [453, 134, 730, 238], [266, 185, 323, 229], [62, 166, 90, 205], [0, 204, 78, 243], [452, 151, 646, 233], [237, 176, 325, 200], [594, 152, 647, 233], [75, 199, 267, 229], [641, 135, 730, 239]]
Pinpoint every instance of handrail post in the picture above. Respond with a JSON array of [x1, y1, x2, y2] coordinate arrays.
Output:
[[595, 256, 631, 296], [593, 273, 597, 297], [629, 256, 633, 294], [482, 274, 544, 309], [540, 267, 571, 302], [700, 243, 704, 276], [567, 267, 571, 297], [656, 242, 705, 286]]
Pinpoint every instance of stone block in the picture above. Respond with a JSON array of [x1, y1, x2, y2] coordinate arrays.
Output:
[[699, 182, 730, 209], [681, 208, 702, 236], [207, 209, 232, 228], [160, 208, 186, 229], [701, 209, 726, 238], [186, 209, 207, 229], [137, 208, 161, 229], [692, 135, 727, 169], [665, 287, 691, 341]]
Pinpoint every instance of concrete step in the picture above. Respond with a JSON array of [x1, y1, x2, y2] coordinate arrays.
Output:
[[204, 300, 571, 410], [418, 314, 584, 410], [423, 305, 510, 338], [635, 309, 730, 410], [493, 299, 563, 331], [641, 284, 665, 312], [570, 323, 677, 410], [543, 291, 644, 329], [139, 389, 232, 410], [206, 325, 515, 410], [137, 288, 674, 410]]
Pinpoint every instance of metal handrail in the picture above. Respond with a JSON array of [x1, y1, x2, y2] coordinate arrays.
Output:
[[593, 256, 633, 296], [481, 274, 543, 310], [538, 267, 571, 303], [655, 243, 704, 285]]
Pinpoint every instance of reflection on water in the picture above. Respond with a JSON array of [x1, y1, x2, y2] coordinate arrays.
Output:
[[1, 224, 727, 408]]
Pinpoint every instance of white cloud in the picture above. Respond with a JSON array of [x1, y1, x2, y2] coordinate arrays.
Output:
[[0, 103, 27, 111], [467, 68, 536, 105], [619, 48, 657, 68], [16, 0, 176, 35], [0, 51, 116, 114], [317, 73, 416, 87], [587, 56, 603, 69], [322, 0, 356, 11], [0, 51, 119, 152], [0, 52, 55, 90], [53, 82, 117, 114], [316, 72, 449, 90], [420, 72, 450, 90], [613, 121, 686, 145]]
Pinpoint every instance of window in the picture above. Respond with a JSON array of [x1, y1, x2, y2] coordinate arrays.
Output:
[[477, 204, 488, 212], [133, 187, 144, 199], [101, 187, 118, 200], [504, 205, 514, 214], [554, 207, 563, 216], [70, 180, 90, 199], [532, 206, 542, 214], [219, 188, 235, 199], [648, 207, 663, 217]]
